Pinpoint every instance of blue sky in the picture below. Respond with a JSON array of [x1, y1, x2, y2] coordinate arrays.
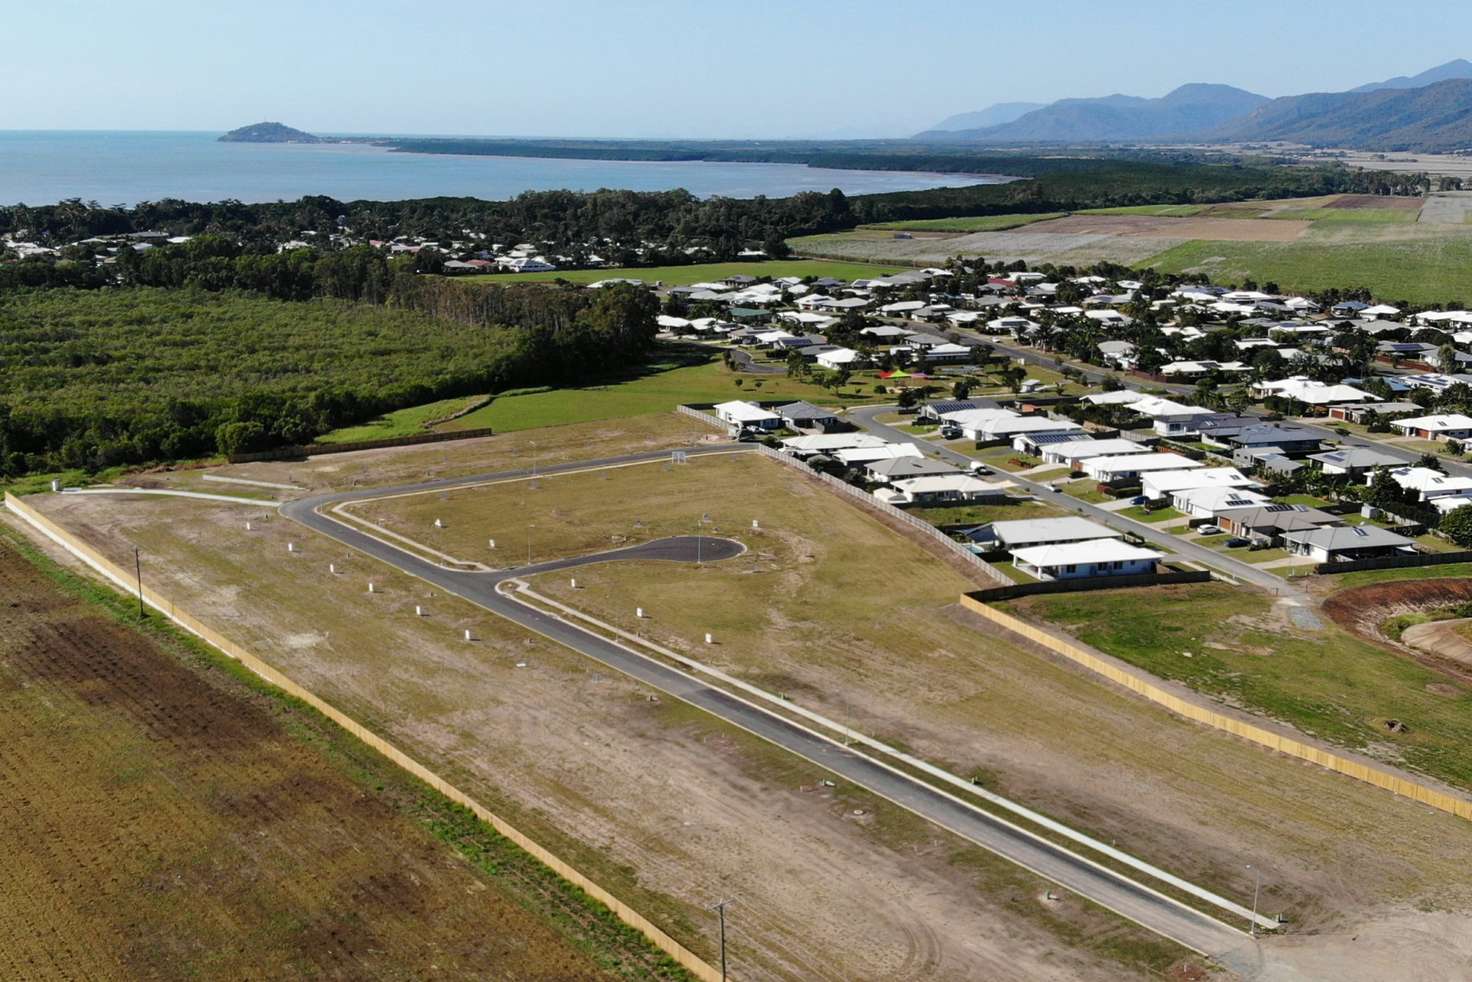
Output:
[[5, 0, 1467, 138]]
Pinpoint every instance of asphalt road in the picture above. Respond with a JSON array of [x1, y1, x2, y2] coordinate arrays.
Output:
[[281, 450, 1263, 970], [847, 405, 1309, 600]]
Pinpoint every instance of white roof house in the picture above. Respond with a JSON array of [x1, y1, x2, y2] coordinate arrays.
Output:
[[1083, 389, 1150, 407], [1390, 413, 1472, 440], [1010, 540, 1163, 581], [980, 416, 1084, 441], [780, 433, 889, 456], [1041, 438, 1151, 467], [985, 516, 1121, 550], [816, 347, 865, 369], [1282, 525, 1416, 563], [1253, 376, 1375, 406], [713, 400, 781, 429], [873, 474, 1013, 506], [834, 443, 924, 466], [1140, 467, 1257, 501], [1083, 453, 1203, 482], [1387, 466, 1472, 501], [1126, 396, 1215, 421], [1173, 486, 1272, 519]]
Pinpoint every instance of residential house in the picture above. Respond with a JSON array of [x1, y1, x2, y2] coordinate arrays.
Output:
[[1283, 525, 1416, 563], [712, 400, 780, 431], [1174, 486, 1271, 520], [833, 443, 923, 467], [1308, 447, 1404, 478], [1140, 467, 1258, 502], [1390, 413, 1472, 442], [864, 455, 960, 484], [1213, 503, 1339, 545], [1040, 438, 1150, 470], [977, 516, 1122, 551], [1010, 540, 1164, 581], [1223, 423, 1323, 457], [775, 401, 841, 432], [816, 347, 866, 370], [1386, 466, 1472, 501], [780, 433, 887, 458], [1252, 376, 1376, 407], [1083, 453, 1204, 484], [872, 474, 1012, 507]]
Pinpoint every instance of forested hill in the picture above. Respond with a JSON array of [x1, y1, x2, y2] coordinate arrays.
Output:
[[219, 122, 324, 143], [1214, 78, 1472, 151]]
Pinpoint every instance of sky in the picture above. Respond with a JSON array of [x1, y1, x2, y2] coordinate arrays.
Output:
[[5, 0, 1468, 139]]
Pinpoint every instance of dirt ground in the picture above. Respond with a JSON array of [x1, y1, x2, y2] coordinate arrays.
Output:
[[1401, 618, 1472, 667], [1326, 194, 1425, 211], [1028, 214, 1312, 242], [22, 489, 1190, 982], [349, 453, 1472, 964], [0, 536, 613, 980], [1322, 577, 1472, 681]]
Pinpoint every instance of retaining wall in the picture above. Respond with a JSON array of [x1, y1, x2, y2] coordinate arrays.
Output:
[[958, 592, 1472, 822], [4, 491, 720, 982], [1314, 550, 1472, 575], [965, 570, 1212, 602]]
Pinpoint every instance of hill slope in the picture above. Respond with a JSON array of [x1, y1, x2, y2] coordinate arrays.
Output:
[[922, 101, 1047, 134], [1216, 78, 1472, 150], [1352, 58, 1472, 93], [924, 84, 1268, 143]]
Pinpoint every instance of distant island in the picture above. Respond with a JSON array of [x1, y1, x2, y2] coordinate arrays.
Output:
[[219, 122, 324, 144]]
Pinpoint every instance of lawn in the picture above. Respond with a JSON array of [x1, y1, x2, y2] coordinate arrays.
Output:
[[438, 348, 876, 434], [1117, 505, 1186, 524], [860, 213, 1066, 233], [1060, 479, 1113, 504], [459, 259, 905, 286], [1143, 235, 1472, 307], [1270, 207, 1419, 224], [1007, 583, 1472, 790], [910, 498, 1067, 529], [317, 393, 488, 444]]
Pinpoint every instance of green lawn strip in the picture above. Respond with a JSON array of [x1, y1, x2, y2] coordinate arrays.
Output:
[[1141, 235, 1472, 307], [1335, 561, 1472, 589], [1117, 505, 1186, 523], [1005, 582, 1472, 791], [460, 259, 904, 286], [860, 212, 1067, 233], [1270, 207, 1418, 224], [318, 394, 489, 443], [1060, 479, 1113, 504], [910, 499, 1069, 528], [0, 522, 693, 981], [439, 350, 876, 433]]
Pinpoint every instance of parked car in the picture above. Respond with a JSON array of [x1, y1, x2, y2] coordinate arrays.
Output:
[[1128, 495, 1149, 506], [939, 425, 962, 439], [968, 462, 992, 475], [1225, 537, 1251, 548], [1198, 524, 1223, 535]]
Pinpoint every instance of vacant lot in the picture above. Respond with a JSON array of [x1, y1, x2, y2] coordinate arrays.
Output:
[[30, 478, 1191, 981], [860, 213, 1066, 233], [1032, 213, 1312, 242], [460, 259, 904, 286], [351, 450, 1472, 961], [0, 533, 624, 980]]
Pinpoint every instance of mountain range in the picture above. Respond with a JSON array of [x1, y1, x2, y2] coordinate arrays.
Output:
[[919, 59, 1472, 151]]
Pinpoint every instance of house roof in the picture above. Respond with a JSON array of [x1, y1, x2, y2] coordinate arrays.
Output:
[[1214, 503, 1337, 531], [989, 516, 1121, 548], [1044, 438, 1150, 459], [782, 433, 887, 453], [1230, 423, 1321, 446], [713, 400, 779, 423], [1142, 467, 1257, 495], [1282, 525, 1415, 551], [1010, 539, 1164, 568], [1309, 447, 1404, 469], [1085, 452, 1204, 475], [866, 456, 960, 478], [890, 474, 1012, 495], [775, 401, 837, 421], [1392, 413, 1472, 432]]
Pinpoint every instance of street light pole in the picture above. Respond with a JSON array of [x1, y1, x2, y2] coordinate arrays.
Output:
[[1246, 863, 1261, 937], [133, 546, 144, 620], [711, 899, 731, 982]]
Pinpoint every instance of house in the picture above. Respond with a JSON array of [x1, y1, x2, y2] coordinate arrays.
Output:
[[1252, 377, 1376, 407], [1082, 453, 1203, 484], [978, 516, 1122, 551], [775, 401, 841, 432], [1084, 389, 1150, 407], [1309, 447, 1404, 478], [712, 400, 780, 431], [834, 443, 923, 467], [864, 455, 960, 484], [1224, 423, 1322, 456], [1213, 503, 1339, 544], [923, 342, 975, 364], [1386, 466, 1472, 501], [816, 347, 865, 370], [981, 415, 1085, 444], [1097, 340, 1137, 368], [1390, 413, 1472, 442], [1327, 401, 1421, 424], [921, 399, 999, 421], [942, 407, 1022, 440], [1040, 438, 1150, 469], [1140, 467, 1257, 502], [1126, 396, 1220, 437], [1010, 540, 1164, 581], [873, 474, 1013, 507], [1174, 485, 1271, 520], [1283, 525, 1417, 563], [781, 433, 887, 458]]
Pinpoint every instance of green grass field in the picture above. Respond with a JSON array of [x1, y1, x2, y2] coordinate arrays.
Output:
[[1269, 207, 1419, 224], [859, 213, 1066, 233], [459, 259, 905, 286], [1008, 583, 1472, 790], [437, 349, 876, 434], [1144, 236, 1472, 306], [316, 394, 488, 444]]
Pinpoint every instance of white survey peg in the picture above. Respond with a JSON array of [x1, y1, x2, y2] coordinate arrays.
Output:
[[636, 607, 646, 619], [368, 581, 376, 593], [415, 605, 425, 617], [286, 542, 295, 553], [705, 633, 713, 644], [434, 518, 444, 528]]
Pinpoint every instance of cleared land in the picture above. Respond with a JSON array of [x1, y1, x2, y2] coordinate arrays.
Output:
[[344, 448, 1472, 976], [315, 393, 489, 444], [460, 259, 905, 286], [0, 531, 628, 980], [859, 213, 1066, 233], [29, 440, 1202, 980]]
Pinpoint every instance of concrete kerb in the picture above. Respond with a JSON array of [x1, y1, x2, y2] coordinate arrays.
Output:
[[3, 491, 721, 982], [506, 576, 1278, 933], [960, 594, 1472, 824]]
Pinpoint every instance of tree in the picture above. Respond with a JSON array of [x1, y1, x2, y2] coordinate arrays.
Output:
[[952, 378, 971, 400], [1418, 452, 1445, 474], [896, 387, 919, 409], [1441, 504, 1472, 548], [1000, 365, 1027, 392]]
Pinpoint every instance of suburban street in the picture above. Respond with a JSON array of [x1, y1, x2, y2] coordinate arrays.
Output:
[[847, 404, 1312, 600], [281, 451, 1272, 973]]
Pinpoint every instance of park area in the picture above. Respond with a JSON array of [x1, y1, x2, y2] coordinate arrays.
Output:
[[330, 439, 1472, 964], [0, 530, 644, 980]]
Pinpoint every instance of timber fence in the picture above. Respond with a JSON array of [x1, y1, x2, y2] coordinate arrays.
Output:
[[958, 591, 1472, 822], [4, 491, 721, 982]]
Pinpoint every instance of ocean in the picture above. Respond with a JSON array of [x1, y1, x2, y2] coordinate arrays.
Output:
[[0, 131, 1001, 206]]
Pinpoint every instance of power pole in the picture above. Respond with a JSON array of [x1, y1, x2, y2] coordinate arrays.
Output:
[[133, 546, 144, 620], [710, 899, 732, 981]]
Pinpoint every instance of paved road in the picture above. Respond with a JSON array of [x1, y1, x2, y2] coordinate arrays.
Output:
[[281, 451, 1264, 971], [848, 405, 1310, 600]]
